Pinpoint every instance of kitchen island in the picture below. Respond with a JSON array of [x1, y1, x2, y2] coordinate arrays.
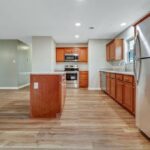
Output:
[[30, 72, 66, 118]]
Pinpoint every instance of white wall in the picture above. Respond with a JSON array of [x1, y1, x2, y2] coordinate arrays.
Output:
[[50, 39, 56, 72], [32, 36, 56, 72], [88, 39, 111, 90], [0, 40, 31, 89]]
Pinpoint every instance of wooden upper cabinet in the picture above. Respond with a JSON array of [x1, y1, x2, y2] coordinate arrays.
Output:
[[73, 48, 80, 55], [56, 48, 65, 62], [106, 39, 124, 61], [109, 42, 115, 60], [56, 47, 88, 63], [106, 44, 110, 61], [65, 48, 73, 54], [79, 48, 88, 62]]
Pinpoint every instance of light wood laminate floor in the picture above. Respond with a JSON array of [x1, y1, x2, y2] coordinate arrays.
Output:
[[0, 88, 149, 150]]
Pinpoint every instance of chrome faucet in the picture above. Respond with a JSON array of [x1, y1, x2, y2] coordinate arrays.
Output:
[[119, 60, 127, 71]]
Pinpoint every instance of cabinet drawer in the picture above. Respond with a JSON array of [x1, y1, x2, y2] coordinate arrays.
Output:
[[80, 71, 88, 75], [80, 72, 88, 78], [110, 73, 116, 79], [116, 74, 123, 81], [123, 75, 133, 83]]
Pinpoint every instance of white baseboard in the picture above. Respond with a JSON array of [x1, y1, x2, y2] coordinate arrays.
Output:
[[18, 83, 30, 89], [0, 87, 18, 90], [0, 83, 30, 90], [88, 87, 101, 91]]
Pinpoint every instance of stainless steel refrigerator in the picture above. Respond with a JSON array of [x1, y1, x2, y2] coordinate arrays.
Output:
[[134, 16, 150, 138]]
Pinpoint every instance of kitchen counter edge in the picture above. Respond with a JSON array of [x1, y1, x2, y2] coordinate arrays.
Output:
[[99, 70, 134, 76], [30, 72, 66, 75]]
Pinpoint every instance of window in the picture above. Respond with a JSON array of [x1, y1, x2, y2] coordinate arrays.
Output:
[[127, 38, 135, 63]]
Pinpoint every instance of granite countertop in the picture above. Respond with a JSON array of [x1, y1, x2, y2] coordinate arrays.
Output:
[[30, 72, 66, 75], [99, 69, 134, 76]]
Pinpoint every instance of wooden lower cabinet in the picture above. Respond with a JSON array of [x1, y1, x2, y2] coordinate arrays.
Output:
[[30, 74, 66, 118], [106, 76, 110, 94], [104, 72, 135, 115], [116, 80, 123, 104], [123, 82, 134, 113], [79, 71, 88, 88], [110, 78, 116, 99]]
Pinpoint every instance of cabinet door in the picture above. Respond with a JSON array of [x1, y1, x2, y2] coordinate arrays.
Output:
[[110, 78, 116, 99], [116, 80, 123, 104], [79, 48, 88, 62], [56, 48, 65, 62], [109, 42, 115, 60], [114, 39, 124, 60], [73, 48, 80, 55], [106, 77, 111, 95], [79, 71, 88, 88], [123, 82, 134, 112], [106, 44, 110, 61], [65, 48, 73, 54]]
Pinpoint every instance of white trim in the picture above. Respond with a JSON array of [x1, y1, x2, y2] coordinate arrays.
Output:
[[18, 83, 30, 89], [88, 87, 101, 91], [0, 87, 18, 90], [0, 83, 30, 90]]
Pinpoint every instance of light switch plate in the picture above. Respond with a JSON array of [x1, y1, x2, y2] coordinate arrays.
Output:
[[34, 82, 39, 89]]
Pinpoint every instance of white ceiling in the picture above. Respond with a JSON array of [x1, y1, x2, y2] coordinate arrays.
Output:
[[0, 0, 150, 44]]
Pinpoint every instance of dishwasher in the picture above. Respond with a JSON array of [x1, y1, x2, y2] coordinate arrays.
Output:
[[100, 71, 106, 92]]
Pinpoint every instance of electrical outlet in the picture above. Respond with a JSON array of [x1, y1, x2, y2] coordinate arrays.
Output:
[[34, 82, 39, 89]]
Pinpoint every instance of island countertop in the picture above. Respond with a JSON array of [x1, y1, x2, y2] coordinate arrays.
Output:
[[30, 72, 66, 75]]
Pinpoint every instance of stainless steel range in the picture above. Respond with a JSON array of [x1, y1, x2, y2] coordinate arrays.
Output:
[[65, 65, 79, 88]]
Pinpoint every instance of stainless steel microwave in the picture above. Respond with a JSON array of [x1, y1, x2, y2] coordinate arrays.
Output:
[[64, 54, 79, 62]]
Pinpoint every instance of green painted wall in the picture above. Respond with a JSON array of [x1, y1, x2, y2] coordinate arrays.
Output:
[[16, 40, 32, 87], [0, 40, 31, 88]]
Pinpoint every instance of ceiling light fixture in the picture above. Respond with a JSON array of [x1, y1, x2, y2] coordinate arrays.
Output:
[[75, 22, 81, 27], [89, 27, 95, 30], [75, 35, 80, 38], [120, 22, 127, 27]]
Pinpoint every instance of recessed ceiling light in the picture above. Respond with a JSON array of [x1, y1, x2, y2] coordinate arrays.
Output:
[[89, 27, 95, 30], [75, 22, 81, 27], [75, 35, 80, 38], [120, 22, 127, 27]]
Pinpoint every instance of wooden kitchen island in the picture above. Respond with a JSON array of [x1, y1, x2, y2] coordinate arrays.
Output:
[[30, 73, 66, 118]]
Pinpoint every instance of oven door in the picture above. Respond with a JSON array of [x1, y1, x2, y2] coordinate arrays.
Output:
[[65, 54, 79, 62], [66, 72, 79, 88], [66, 72, 78, 83]]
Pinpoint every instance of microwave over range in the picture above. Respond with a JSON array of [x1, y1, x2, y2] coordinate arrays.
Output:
[[65, 54, 79, 62]]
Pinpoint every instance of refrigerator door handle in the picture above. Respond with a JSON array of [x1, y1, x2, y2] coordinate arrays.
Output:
[[134, 31, 142, 85]]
